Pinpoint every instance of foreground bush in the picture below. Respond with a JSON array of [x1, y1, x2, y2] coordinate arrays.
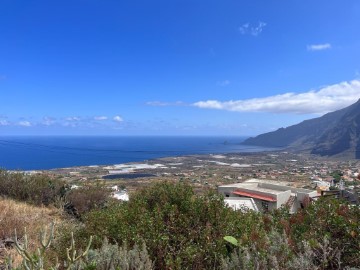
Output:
[[222, 197, 360, 269], [79, 182, 360, 269], [3, 180, 359, 269], [81, 182, 247, 269], [0, 170, 65, 206], [6, 224, 152, 270], [80, 239, 153, 270], [65, 184, 111, 218], [283, 197, 360, 268]]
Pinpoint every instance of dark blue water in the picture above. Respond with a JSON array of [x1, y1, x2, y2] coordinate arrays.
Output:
[[0, 136, 270, 170]]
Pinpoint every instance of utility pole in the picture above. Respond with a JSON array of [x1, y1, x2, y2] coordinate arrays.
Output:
[[339, 179, 344, 198]]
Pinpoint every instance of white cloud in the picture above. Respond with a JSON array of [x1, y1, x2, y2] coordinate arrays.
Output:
[[18, 121, 32, 127], [239, 23, 249, 34], [0, 120, 9, 126], [307, 43, 331, 51], [42, 117, 56, 126], [217, 80, 230, 86], [193, 80, 360, 114], [251, 21, 266, 36], [94, 116, 108, 121], [239, 22, 266, 36], [65, 116, 80, 121], [113, 115, 124, 123], [62, 122, 77, 127], [62, 117, 82, 127]]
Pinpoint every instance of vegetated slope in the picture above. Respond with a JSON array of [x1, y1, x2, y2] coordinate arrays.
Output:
[[242, 99, 360, 158]]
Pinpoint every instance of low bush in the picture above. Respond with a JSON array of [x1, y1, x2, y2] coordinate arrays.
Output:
[[223, 197, 360, 269], [65, 183, 111, 218], [81, 238, 153, 270], [79, 182, 360, 269], [80, 182, 259, 269], [221, 230, 346, 270], [0, 170, 65, 206], [284, 197, 360, 268], [2, 179, 359, 269]]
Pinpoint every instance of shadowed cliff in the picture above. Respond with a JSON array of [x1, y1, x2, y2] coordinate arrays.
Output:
[[242, 99, 360, 158]]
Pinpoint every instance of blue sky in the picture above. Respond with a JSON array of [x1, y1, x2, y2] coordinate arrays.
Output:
[[1, 0, 360, 136]]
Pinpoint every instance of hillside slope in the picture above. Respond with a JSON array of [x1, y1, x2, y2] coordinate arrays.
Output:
[[242, 99, 360, 158]]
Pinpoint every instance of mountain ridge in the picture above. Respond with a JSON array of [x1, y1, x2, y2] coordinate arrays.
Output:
[[241, 99, 360, 158]]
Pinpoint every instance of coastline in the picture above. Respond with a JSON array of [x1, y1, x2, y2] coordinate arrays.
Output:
[[0, 135, 277, 171], [19, 150, 318, 193]]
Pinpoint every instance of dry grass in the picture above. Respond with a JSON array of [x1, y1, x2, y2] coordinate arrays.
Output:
[[0, 197, 60, 239], [0, 197, 63, 267]]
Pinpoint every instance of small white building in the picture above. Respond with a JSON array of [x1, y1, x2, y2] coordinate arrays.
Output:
[[312, 180, 330, 190], [218, 179, 318, 213], [112, 190, 129, 201]]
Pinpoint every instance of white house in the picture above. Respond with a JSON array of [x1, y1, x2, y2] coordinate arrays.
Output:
[[218, 179, 318, 213]]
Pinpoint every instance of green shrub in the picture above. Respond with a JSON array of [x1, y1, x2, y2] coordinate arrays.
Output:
[[222, 230, 299, 270], [82, 238, 153, 270], [285, 197, 360, 268], [80, 182, 249, 269], [83, 182, 360, 269], [65, 183, 111, 218], [223, 197, 360, 269], [31, 180, 357, 270], [0, 170, 65, 206]]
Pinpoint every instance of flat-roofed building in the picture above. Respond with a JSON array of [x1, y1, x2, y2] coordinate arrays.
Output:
[[224, 197, 258, 211], [218, 179, 318, 213]]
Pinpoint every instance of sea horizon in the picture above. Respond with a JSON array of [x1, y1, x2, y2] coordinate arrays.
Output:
[[0, 135, 273, 171]]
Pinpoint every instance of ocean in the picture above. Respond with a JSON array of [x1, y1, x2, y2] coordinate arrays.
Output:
[[0, 136, 271, 170]]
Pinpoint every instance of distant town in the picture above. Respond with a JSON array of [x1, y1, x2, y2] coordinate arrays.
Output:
[[20, 151, 360, 211]]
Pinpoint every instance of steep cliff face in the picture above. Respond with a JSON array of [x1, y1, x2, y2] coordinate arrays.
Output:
[[311, 100, 360, 157], [242, 99, 360, 158]]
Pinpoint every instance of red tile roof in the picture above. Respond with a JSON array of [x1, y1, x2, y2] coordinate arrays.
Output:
[[233, 190, 277, 202]]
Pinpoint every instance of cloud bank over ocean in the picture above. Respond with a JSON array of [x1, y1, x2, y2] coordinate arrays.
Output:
[[193, 80, 360, 115]]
